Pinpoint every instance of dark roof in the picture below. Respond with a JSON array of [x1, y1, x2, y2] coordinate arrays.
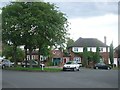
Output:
[[114, 45, 120, 53], [69, 37, 108, 47], [114, 45, 120, 58], [115, 45, 120, 51]]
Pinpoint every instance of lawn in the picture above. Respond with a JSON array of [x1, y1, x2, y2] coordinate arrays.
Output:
[[4, 66, 63, 72], [112, 67, 120, 70]]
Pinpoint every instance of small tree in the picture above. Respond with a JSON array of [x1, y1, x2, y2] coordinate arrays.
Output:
[[93, 46, 100, 63], [87, 51, 94, 64], [83, 46, 88, 67], [109, 42, 114, 66], [66, 38, 74, 48]]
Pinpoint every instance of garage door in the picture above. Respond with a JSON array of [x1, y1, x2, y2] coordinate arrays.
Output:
[[53, 58, 61, 66]]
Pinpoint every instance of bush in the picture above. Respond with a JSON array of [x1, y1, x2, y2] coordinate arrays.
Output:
[[2, 45, 25, 62], [46, 60, 53, 66]]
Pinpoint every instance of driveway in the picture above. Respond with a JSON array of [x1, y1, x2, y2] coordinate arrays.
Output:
[[2, 68, 118, 88]]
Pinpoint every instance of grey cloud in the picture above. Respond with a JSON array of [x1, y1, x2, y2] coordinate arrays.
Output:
[[0, 2, 118, 18], [53, 2, 118, 19]]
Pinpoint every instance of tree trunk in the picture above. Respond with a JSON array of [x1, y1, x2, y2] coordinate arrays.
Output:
[[38, 47, 41, 67], [24, 45, 27, 67], [29, 48, 33, 68], [13, 45, 17, 67]]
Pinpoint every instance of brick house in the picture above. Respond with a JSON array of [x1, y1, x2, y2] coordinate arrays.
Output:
[[68, 37, 109, 66], [27, 50, 45, 62], [26, 49, 70, 66], [51, 50, 63, 66], [114, 45, 120, 66]]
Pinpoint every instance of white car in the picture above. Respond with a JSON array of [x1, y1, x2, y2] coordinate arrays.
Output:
[[63, 61, 80, 71], [1, 59, 14, 69]]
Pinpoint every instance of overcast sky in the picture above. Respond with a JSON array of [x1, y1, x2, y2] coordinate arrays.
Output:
[[0, 0, 119, 48], [52, 1, 118, 48]]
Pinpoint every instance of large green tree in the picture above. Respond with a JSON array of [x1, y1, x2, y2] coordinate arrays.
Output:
[[2, 2, 69, 67]]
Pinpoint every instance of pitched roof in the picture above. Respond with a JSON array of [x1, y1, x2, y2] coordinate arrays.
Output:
[[115, 45, 120, 51], [69, 37, 108, 47]]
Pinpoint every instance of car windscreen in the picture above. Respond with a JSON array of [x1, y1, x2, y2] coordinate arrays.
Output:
[[66, 62, 72, 64]]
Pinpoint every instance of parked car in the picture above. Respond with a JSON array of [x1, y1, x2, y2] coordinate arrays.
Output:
[[1, 59, 14, 69], [77, 63, 82, 67], [63, 61, 80, 71], [21, 60, 45, 68], [0, 57, 4, 68], [93, 63, 111, 70], [0, 60, 2, 68]]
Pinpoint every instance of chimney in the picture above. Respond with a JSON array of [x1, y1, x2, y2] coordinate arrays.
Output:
[[104, 36, 106, 45]]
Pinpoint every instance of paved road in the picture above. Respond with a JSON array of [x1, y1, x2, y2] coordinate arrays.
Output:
[[2, 68, 118, 88]]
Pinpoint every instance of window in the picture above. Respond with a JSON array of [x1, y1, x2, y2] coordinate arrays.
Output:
[[87, 47, 92, 51], [73, 47, 78, 52], [72, 47, 83, 52], [27, 55, 30, 60], [73, 57, 81, 63], [32, 55, 34, 59], [99, 47, 103, 52], [99, 47, 107, 52]]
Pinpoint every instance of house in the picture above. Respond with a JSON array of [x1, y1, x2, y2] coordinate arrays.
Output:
[[62, 53, 71, 64], [114, 45, 120, 66], [68, 37, 109, 66], [27, 50, 45, 62], [51, 50, 63, 66], [26, 49, 70, 66]]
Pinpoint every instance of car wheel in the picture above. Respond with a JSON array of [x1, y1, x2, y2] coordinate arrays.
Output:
[[96, 67, 98, 69], [77, 67, 80, 71], [2, 65, 5, 69], [73, 67, 77, 71], [107, 67, 110, 70]]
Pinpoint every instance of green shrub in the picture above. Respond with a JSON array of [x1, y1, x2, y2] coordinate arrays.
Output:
[[46, 60, 53, 66]]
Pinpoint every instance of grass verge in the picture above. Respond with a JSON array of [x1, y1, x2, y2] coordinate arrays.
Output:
[[4, 66, 63, 72], [112, 67, 120, 70]]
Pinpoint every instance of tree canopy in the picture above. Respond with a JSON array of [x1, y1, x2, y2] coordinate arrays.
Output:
[[2, 2, 68, 46], [66, 38, 74, 48], [2, 2, 69, 66]]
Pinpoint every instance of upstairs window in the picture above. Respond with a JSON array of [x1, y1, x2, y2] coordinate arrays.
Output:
[[74, 47, 78, 52], [99, 47, 103, 52]]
